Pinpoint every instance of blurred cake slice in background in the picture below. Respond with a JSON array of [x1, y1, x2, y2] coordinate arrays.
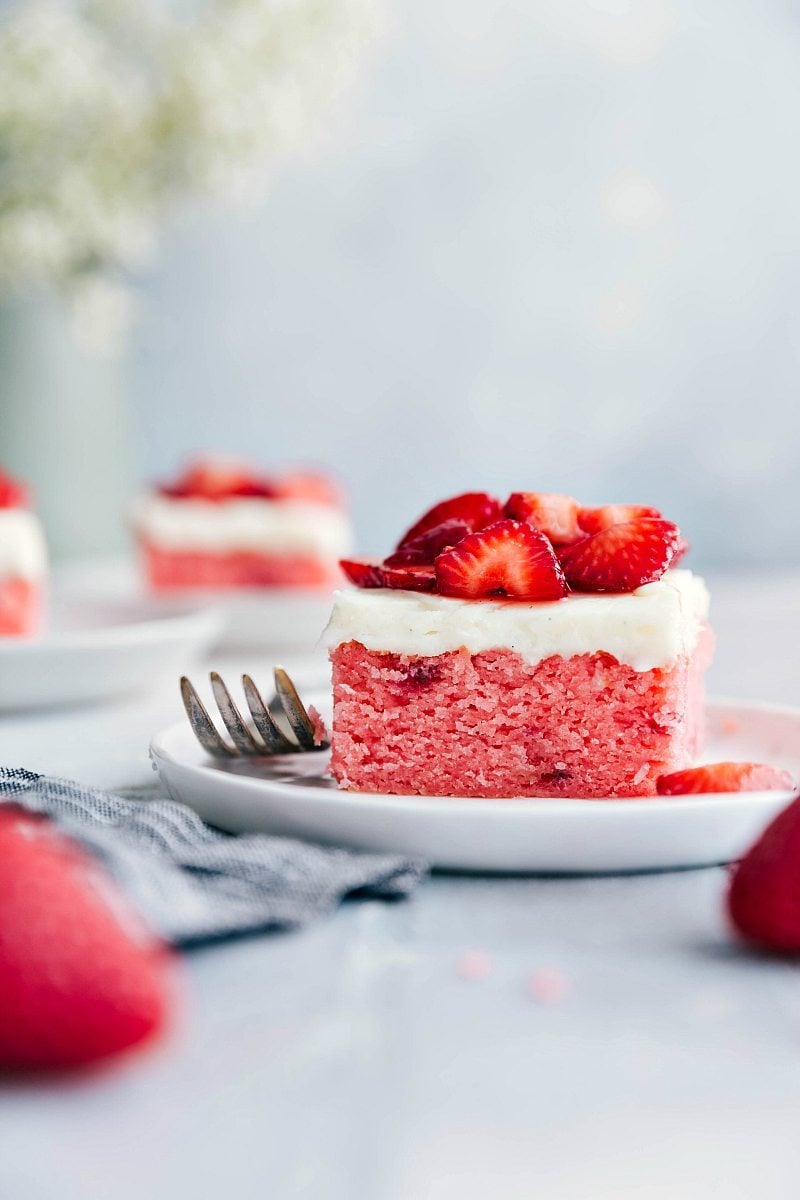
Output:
[[131, 458, 352, 592], [0, 467, 47, 637]]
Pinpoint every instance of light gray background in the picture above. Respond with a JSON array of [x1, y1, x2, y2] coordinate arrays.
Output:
[[128, 0, 800, 566]]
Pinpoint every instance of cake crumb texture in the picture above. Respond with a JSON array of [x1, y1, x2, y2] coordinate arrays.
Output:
[[330, 636, 712, 799]]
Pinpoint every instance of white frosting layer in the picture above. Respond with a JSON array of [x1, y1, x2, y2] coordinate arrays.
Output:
[[324, 569, 710, 671], [131, 494, 353, 559], [0, 509, 47, 579]]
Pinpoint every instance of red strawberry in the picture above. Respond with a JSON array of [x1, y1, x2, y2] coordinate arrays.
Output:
[[578, 503, 662, 535], [435, 519, 568, 601], [340, 559, 387, 588], [397, 492, 502, 549], [340, 559, 435, 592], [382, 563, 436, 591], [160, 459, 277, 501], [559, 518, 681, 592], [223, 478, 280, 499], [727, 791, 800, 953], [0, 807, 174, 1071], [0, 467, 29, 508], [503, 492, 582, 544], [384, 518, 472, 566], [657, 762, 795, 796]]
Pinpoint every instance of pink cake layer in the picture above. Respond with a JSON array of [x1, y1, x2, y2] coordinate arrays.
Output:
[[0, 577, 40, 637], [140, 543, 341, 590], [330, 632, 713, 799]]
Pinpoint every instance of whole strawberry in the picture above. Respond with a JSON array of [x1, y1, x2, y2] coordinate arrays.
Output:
[[727, 792, 800, 954], [0, 806, 175, 1070]]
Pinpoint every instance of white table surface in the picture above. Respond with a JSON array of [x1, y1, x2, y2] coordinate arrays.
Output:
[[1, 573, 798, 1200]]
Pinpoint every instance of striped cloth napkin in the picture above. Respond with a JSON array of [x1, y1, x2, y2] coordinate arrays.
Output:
[[0, 767, 427, 945]]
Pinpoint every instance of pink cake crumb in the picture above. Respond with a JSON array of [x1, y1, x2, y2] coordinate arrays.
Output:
[[456, 950, 493, 981], [330, 632, 713, 799], [307, 705, 329, 747], [526, 967, 572, 1005]]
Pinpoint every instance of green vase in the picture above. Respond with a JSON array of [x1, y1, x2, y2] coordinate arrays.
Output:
[[0, 291, 134, 561]]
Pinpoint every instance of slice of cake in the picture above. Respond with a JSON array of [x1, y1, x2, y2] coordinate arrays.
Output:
[[325, 492, 713, 799], [0, 467, 47, 638], [131, 458, 352, 591]]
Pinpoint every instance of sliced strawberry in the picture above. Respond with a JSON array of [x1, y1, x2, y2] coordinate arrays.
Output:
[[727, 792, 800, 953], [381, 563, 437, 592], [0, 467, 29, 508], [435, 519, 568, 601], [340, 559, 387, 588], [340, 559, 435, 592], [385, 518, 472, 566], [159, 459, 278, 501], [559, 517, 681, 592], [397, 492, 502, 549], [578, 503, 661, 535], [223, 478, 280, 499], [503, 492, 582, 545], [657, 762, 795, 796]]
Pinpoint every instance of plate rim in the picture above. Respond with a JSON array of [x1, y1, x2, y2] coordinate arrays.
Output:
[[0, 603, 223, 655], [150, 695, 800, 816]]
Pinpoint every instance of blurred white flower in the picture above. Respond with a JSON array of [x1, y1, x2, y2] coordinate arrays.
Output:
[[0, 0, 379, 343]]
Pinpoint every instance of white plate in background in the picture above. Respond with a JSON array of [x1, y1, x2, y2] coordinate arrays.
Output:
[[55, 557, 337, 654], [0, 596, 221, 710], [150, 698, 799, 874], [154, 586, 336, 654]]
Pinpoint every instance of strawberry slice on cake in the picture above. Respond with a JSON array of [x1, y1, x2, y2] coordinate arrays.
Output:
[[503, 492, 583, 545], [325, 489, 713, 799], [434, 520, 567, 601]]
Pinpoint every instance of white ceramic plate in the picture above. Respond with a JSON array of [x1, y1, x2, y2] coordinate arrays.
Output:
[[150, 698, 799, 873], [56, 557, 336, 654], [154, 587, 337, 654], [0, 595, 221, 710]]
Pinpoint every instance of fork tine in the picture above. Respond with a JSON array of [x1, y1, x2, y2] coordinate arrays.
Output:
[[272, 667, 319, 750], [241, 674, 297, 754], [180, 676, 235, 758], [210, 672, 265, 755]]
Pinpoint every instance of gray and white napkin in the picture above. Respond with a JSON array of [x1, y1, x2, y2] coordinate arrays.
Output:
[[0, 767, 427, 945]]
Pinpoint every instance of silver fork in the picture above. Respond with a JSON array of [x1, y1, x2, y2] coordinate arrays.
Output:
[[180, 667, 328, 759]]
